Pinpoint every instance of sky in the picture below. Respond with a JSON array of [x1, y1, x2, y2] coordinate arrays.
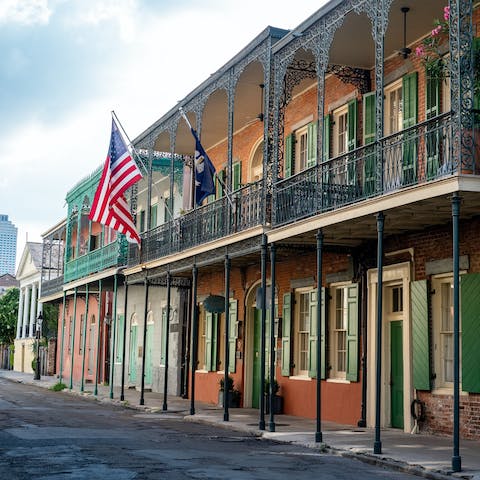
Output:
[[0, 0, 325, 271]]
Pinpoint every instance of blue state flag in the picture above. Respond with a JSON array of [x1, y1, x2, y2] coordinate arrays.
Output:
[[191, 128, 216, 205]]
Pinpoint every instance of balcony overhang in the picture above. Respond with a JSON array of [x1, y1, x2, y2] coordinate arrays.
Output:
[[39, 290, 64, 303], [124, 225, 267, 277], [62, 266, 123, 291], [268, 176, 480, 246]]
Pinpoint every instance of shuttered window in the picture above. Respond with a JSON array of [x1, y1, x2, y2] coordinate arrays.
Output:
[[284, 134, 294, 178], [402, 72, 418, 185], [281, 293, 292, 376], [426, 78, 440, 179], [363, 92, 376, 196]]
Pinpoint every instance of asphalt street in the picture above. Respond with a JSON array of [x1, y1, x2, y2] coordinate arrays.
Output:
[[0, 378, 423, 479]]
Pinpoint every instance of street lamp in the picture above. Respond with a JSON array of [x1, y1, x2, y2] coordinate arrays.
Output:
[[34, 312, 43, 380]]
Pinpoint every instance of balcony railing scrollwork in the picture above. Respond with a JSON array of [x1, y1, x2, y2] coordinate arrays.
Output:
[[129, 180, 265, 266], [274, 112, 455, 226]]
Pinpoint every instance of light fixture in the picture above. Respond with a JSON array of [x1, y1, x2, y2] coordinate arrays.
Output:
[[257, 83, 265, 122], [399, 7, 412, 59]]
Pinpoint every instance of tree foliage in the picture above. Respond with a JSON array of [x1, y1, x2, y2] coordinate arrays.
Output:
[[42, 302, 58, 339], [0, 288, 19, 345]]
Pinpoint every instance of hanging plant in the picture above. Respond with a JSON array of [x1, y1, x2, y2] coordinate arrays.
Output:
[[415, 6, 451, 81]]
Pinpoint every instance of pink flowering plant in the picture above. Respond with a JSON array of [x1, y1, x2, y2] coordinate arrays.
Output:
[[415, 6, 450, 80]]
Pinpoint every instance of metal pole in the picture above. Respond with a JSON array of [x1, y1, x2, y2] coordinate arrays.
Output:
[[109, 274, 118, 399], [190, 265, 198, 415], [269, 243, 276, 432], [34, 323, 40, 380], [59, 292, 67, 384], [452, 193, 462, 472], [315, 229, 323, 442], [162, 272, 172, 411], [374, 212, 384, 454], [120, 282, 129, 401], [69, 287, 78, 390], [140, 278, 149, 405], [259, 234, 267, 430], [94, 280, 102, 396], [80, 284, 89, 392], [223, 255, 231, 422]]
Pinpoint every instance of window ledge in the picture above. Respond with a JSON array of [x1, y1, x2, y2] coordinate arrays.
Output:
[[195, 369, 209, 374], [326, 378, 350, 384], [431, 387, 468, 396], [288, 375, 311, 381]]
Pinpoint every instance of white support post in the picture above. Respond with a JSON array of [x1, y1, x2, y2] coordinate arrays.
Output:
[[29, 282, 37, 338], [16, 287, 24, 339], [22, 287, 30, 338]]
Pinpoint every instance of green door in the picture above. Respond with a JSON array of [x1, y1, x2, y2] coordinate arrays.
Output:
[[390, 321, 404, 428], [129, 325, 138, 383], [252, 308, 261, 408], [145, 323, 154, 385]]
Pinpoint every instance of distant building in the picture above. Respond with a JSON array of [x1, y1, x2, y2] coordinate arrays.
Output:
[[0, 214, 17, 275], [0, 273, 18, 296]]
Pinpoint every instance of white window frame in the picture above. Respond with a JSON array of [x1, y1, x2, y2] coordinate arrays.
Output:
[[329, 284, 349, 380], [332, 105, 348, 158], [384, 78, 403, 136], [294, 287, 313, 377], [431, 274, 462, 392], [294, 125, 309, 174]]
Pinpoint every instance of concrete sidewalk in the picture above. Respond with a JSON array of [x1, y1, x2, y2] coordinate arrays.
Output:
[[1, 370, 479, 480]]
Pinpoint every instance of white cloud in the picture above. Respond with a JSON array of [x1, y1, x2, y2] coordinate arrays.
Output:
[[0, 0, 52, 25]]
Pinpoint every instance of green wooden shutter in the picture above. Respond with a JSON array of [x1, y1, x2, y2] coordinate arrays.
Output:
[[323, 115, 331, 161], [347, 99, 357, 151], [115, 314, 124, 363], [411, 280, 431, 390], [139, 210, 145, 232], [281, 293, 292, 376], [363, 92, 376, 196], [160, 309, 167, 365], [474, 38, 480, 110], [216, 169, 225, 199], [232, 162, 241, 191], [228, 299, 237, 373], [307, 121, 318, 168], [285, 134, 294, 178], [402, 72, 418, 184], [308, 289, 318, 378], [320, 287, 327, 379], [346, 284, 359, 382], [347, 99, 358, 186], [149, 204, 157, 229], [461, 273, 480, 393], [205, 311, 213, 371], [426, 78, 440, 180]]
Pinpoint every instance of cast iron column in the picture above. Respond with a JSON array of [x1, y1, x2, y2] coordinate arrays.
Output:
[[269, 243, 276, 432], [374, 212, 384, 454], [69, 287, 78, 390], [190, 265, 198, 415], [120, 282, 129, 401], [80, 284, 89, 392], [140, 278, 149, 406], [94, 280, 103, 396], [259, 234, 267, 430], [223, 255, 231, 421], [315, 229, 323, 443], [163, 272, 172, 411], [452, 192, 462, 472], [59, 292, 67, 384], [109, 274, 118, 399]]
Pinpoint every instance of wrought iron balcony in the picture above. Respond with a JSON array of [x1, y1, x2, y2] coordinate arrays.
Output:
[[129, 180, 265, 266], [40, 275, 64, 298], [64, 239, 128, 284], [274, 112, 455, 226]]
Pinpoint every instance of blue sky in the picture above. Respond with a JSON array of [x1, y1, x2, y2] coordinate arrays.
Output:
[[0, 0, 323, 269]]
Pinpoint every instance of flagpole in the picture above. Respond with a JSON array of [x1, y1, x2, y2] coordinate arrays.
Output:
[[112, 110, 174, 220], [178, 108, 235, 209]]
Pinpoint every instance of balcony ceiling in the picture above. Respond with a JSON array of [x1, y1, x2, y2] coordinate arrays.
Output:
[[158, 0, 445, 156]]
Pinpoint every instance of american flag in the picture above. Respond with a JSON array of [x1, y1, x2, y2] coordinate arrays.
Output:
[[89, 119, 143, 244]]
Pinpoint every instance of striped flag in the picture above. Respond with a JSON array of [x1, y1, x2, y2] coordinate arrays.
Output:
[[89, 119, 143, 244]]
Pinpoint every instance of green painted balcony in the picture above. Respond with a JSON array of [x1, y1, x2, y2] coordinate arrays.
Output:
[[64, 239, 128, 284]]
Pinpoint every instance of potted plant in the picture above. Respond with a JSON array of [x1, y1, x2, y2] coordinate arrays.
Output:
[[265, 378, 283, 414], [219, 375, 241, 408]]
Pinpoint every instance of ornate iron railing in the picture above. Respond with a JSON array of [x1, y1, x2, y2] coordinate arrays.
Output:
[[64, 239, 127, 284], [274, 112, 455, 226], [129, 180, 265, 266], [40, 275, 64, 298]]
